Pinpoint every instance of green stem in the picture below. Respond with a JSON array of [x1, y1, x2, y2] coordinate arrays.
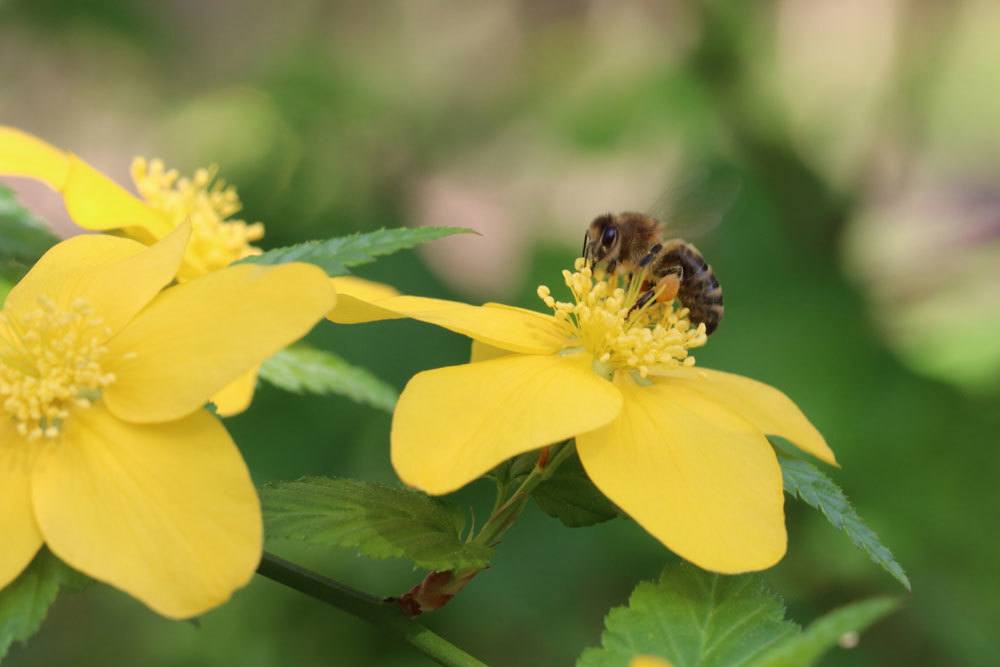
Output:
[[393, 441, 578, 616], [472, 441, 575, 548], [256, 552, 488, 667]]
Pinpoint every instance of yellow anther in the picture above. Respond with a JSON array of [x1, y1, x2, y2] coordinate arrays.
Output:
[[0, 296, 116, 440], [131, 157, 265, 280], [538, 259, 707, 377]]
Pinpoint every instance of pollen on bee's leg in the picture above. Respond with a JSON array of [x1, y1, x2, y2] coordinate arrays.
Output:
[[655, 274, 681, 303]]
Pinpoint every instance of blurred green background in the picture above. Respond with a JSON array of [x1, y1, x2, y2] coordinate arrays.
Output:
[[3, 1, 999, 665]]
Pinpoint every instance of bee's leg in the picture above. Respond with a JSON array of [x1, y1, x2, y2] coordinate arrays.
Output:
[[628, 288, 657, 317], [606, 258, 618, 275], [582, 231, 590, 265], [655, 266, 683, 303], [629, 265, 683, 317], [638, 243, 664, 268]]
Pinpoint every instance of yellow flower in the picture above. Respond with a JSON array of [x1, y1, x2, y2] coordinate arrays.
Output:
[[128, 157, 264, 280], [0, 224, 336, 618], [0, 126, 266, 415], [329, 261, 837, 573]]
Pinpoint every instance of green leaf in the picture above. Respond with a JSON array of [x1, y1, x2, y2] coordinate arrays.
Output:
[[0, 550, 85, 662], [579, 564, 899, 667], [0, 185, 59, 267], [239, 226, 474, 276], [0, 277, 12, 305], [0, 261, 30, 288], [261, 477, 493, 571], [259, 344, 398, 412], [533, 451, 620, 527], [779, 455, 910, 590], [578, 563, 799, 667], [747, 597, 898, 667]]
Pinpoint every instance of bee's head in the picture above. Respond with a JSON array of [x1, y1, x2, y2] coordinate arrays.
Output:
[[583, 214, 622, 269]]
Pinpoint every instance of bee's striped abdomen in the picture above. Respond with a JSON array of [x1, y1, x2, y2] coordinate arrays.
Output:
[[654, 240, 724, 335]]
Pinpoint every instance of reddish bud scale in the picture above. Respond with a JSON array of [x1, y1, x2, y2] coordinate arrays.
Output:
[[391, 569, 480, 617]]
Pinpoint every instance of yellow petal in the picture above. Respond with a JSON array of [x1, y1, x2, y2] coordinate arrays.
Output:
[[119, 224, 160, 245], [31, 405, 261, 619], [658, 367, 837, 466], [0, 126, 71, 188], [392, 353, 622, 495], [5, 225, 189, 337], [470, 340, 513, 363], [61, 154, 173, 236], [330, 289, 565, 355], [105, 263, 336, 423], [327, 275, 403, 324], [331, 275, 399, 301], [5, 235, 144, 315], [0, 127, 171, 237], [467, 304, 546, 361], [577, 376, 786, 573], [62, 155, 173, 238], [0, 420, 44, 588], [210, 366, 259, 417]]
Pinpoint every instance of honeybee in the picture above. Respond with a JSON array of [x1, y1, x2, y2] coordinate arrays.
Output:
[[583, 212, 725, 335]]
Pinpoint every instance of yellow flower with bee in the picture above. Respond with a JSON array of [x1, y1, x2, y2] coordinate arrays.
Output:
[[0, 126, 267, 414], [329, 260, 836, 573]]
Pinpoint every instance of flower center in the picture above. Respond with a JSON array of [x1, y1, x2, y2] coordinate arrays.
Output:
[[131, 158, 265, 280], [0, 297, 115, 440], [537, 259, 707, 379]]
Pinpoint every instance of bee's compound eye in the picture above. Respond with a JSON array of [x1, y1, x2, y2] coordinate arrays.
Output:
[[601, 226, 617, 246]]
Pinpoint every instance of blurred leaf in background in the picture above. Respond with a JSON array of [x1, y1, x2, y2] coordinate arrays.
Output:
[[0, 185, 58, 267], [840, 1, 1000, 395]]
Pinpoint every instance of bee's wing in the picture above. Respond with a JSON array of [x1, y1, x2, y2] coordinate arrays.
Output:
[[647, 161, 742, 240]]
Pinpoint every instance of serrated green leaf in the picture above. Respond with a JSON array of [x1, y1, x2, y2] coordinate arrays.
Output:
[[779, 455, 910, 590], [578, 563, 799, 667], [261, 477, 492, 571], [747, 597, 897, 667], [259, 344, 398, 412], [239, 226, 474, 276], [533, 452, 620, 527], [0, 185, 59, 266], [0, 550, 85, 662]]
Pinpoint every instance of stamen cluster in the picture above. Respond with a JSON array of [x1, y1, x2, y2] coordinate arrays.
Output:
[[131, 158, 265, 278], [538, 259, 707, 378], [0, 297, 115, 440]]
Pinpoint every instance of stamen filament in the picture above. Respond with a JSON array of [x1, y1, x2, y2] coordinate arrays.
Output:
[[131, 157, 265, 280], [537, 258, 707, 379], [0, 296, 116, 440]]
